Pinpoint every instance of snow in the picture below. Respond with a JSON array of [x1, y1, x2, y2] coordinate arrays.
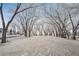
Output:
[[0, 35, 79, 56]]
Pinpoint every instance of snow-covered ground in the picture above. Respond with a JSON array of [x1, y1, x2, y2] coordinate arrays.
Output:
[[0, 35, 79, 56]]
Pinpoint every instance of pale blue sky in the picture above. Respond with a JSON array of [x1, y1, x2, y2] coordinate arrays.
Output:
[[0, 3, 62, 28], [1, 3, 61, 20]]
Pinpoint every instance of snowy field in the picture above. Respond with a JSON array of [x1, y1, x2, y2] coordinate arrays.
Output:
[[0, 35, 79, 56]]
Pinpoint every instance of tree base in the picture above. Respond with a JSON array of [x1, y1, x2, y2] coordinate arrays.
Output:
[[1, 40, 6, 43]]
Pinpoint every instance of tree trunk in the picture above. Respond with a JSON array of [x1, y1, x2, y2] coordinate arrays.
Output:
[[24, 30, 27, 37], [1, 29, 6, 43], [61, 33, 66, 38], [55, 30, 58, 37], [28, 30, 31, 37], [45, 33, 48, 36], [71, 33, 76, 40]]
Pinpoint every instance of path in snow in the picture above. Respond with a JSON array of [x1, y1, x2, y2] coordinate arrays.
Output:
[[0, 36, 79, 56]]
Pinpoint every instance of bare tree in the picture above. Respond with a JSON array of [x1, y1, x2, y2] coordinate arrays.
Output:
[[0, 3, 42, 43], [28, 16, 39, 37], [0, 3, 22, 43], [16, 7, 39, 37], [43, 4, 70, 39], [64, 4, 79, 40]]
